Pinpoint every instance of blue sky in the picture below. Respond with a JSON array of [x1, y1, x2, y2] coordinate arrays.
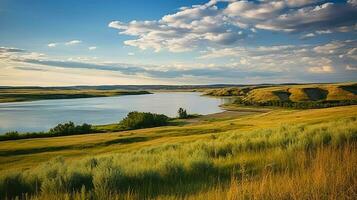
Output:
[[0, 0, 356, 85]]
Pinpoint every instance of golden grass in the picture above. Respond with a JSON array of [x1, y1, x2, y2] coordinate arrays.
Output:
[[2, 114, 356, 199], [205, 82, 357, 103], [1, 105, 357, 172], [288, 87, 310, 101], [168, 145, 357, 200], [1, 105, 357, 199]]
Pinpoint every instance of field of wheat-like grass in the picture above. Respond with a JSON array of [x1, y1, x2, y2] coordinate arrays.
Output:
[[0, 105, 356, 199]]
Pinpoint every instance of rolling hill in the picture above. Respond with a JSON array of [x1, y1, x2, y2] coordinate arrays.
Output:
[[205, 82, 357, 103]]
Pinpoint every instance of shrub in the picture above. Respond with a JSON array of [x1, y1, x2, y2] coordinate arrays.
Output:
[[120, 111, 169, 130], [0, 122, 94, 141], [178, 107, 188, 119], [49, 121, 92, 135], [4, 131, 19, 138]]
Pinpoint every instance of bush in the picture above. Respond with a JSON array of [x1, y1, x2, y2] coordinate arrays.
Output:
[[178, 108, 188, 119], [120, 111, 169, 130], [49, 121, 93, 135], [0, 122, 93, 141], [4, 131, 19, 138]]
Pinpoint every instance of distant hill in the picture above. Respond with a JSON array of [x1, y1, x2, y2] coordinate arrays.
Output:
[[0, 83, 308, 91], [0, 84, 244, 91], [205, 82, 357, 102]]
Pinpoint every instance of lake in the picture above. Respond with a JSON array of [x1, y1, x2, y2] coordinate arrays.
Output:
[[0, 92, 232, 133]]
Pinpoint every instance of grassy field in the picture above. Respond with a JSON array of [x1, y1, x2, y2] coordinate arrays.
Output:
[[205, 82, 357, 102], [0, 88, 151, 103], [0, 105, 356, 199]]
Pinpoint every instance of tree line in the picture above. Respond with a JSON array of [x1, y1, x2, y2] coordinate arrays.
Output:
[[0, 122, 94, 141]]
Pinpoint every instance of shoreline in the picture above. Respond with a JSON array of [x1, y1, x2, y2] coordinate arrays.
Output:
[[0, 103, 269, 140], [0, 89, 152, 103]]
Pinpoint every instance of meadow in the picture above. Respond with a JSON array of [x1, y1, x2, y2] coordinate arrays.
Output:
[[0, 105, 356, 199]]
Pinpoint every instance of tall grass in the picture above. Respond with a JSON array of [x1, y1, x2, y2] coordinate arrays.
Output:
[[1, 117, 356, 199], [162, 145, 357, 200]]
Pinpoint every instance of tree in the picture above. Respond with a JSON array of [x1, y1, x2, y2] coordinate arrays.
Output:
[[49, 121, 92, 135], [120, 111, 169, 130], [178, 108, 188, 119]]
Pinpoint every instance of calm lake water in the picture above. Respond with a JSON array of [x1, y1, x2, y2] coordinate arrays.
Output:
[[0, 92, 232, 133]]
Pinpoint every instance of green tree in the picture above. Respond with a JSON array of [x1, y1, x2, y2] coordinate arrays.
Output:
[[120, 111, 169, 130], [178, 108, 188, 119]]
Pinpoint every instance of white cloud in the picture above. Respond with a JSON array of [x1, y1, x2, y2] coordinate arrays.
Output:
[[301, 33, 315, 39], [48, 43, 57, 47], [313, 41, 345, 54], [128, 52, 135, 56], [225, 0, 285, 20], [2, 42, 356, 85], [335, 23, 357, 32], [308, 65, 334, 73], [65, 40, 82, 46], [196, 39, 357, 78], [315, 30, 332, 34], [255, 2, 357, 32], [88, 46, 97, 50], [285, 0, 322, 7], [109, 1, 357, 52], [346, 47, 357, 60], [301, 29, 332, 39]]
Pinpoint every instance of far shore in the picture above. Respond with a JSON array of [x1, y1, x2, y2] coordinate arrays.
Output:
[[0, 88, 151, 103]]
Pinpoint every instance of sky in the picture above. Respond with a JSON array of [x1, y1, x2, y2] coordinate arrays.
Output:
[[0, 0, 356, 86]]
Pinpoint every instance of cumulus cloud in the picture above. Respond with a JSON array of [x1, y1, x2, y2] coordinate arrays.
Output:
[[109, 4, 246, 52], [198, 39, 357, 77], [308, 65, 334, 73], [109, 0, 357, 52], [254, 2, 357, 32], [285, 0, 322, 7], [65, 40, 82, 45]]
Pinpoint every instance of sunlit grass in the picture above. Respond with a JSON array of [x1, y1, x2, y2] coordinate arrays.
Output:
[[1, 112, 356, 199]]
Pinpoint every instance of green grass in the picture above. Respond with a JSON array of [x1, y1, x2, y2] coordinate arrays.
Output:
[[0, 88, 151, 103], [0, 105, 356, 199]]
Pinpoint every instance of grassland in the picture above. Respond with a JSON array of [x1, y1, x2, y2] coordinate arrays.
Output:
[[205, 82, 357, 103], [0, 105, 356, 199], [0, 88, 151, 103]]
